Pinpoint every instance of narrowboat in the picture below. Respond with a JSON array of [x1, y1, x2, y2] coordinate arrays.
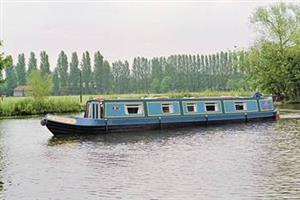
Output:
[[41, 92, 278, 136]]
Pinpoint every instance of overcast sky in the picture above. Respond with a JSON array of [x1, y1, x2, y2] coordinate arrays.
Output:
[[0, 0, 287, 68]]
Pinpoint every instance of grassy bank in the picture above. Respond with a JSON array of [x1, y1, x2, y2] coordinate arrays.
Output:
[[0, 97, 83, 118], [0, 91, 253, 118]]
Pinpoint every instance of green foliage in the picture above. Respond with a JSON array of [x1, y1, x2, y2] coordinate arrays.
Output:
[[112, 60, 130, 93], [27, 52, 37, 75], [102, 60, 112, 93], [94, 51, 104, 93], [40, 51, 51, 76], [92, 52, 112, 94], [0, 98, 82, 117], [151, 78, 160, 93], [57, 50, 69, 90], [15, 53, 27, 85], [161, 76, 172, 92], [52, 69, 60, 95], [4, 65, 17, 96], [69, 52, 80, 94], [0, 42, 12, 85], [81, 51, 92, 94], [57, 51, 68, 87], [132, 57, 152, 92], [2, 48, 250, 96], [246, 3, 300, 100], [28, 70, 52, 100]]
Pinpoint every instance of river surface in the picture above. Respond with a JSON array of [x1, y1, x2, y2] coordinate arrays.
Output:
[[0, 108, 300, 199]]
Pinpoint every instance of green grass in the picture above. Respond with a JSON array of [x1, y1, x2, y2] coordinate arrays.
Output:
[[0, 90, 254, 118], [0, 97, 83, 118]]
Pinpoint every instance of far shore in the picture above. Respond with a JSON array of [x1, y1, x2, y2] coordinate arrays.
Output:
[[0, 91, 299, 119]]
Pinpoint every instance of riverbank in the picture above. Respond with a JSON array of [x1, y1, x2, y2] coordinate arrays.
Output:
[[0, 97, 83, 118], [0, 91, 257, 118]]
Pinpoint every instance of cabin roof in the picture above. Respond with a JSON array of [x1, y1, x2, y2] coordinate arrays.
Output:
[[14, 85, 28, 91], [87, 96, 263, 103]]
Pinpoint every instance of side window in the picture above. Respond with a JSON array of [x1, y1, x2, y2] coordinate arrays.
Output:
[[88, 102, 100, 119], [125, 104, 144, 115], [187, 103, 197, 112], [85, 102, 91, 118], [89, 103, 93, 118], [205, 103, 218, 112], [235, 102, 247, 111], [162, 103, 174, 113]]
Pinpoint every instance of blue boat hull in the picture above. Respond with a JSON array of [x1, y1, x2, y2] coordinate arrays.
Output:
[[42, 110, 278, 136]]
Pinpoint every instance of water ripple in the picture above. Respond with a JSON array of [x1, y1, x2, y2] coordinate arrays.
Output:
[[0, 117, 299, 199]]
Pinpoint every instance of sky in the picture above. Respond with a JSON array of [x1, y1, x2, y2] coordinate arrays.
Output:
[[0, 0, 288, 68]]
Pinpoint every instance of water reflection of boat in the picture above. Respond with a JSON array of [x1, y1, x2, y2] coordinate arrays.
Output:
[[41, 92, 278, 136]]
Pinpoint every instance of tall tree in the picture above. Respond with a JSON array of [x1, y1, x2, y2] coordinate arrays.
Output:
[[247, 3, 300, 99], [102, 60, 112, 93], [52, 68, 60, 95], [0, 42, 12, 85], [15, 53, 27, 85], [27, 52, 37, 75], [94, 51, 104, 93], [57, 50, 68, 89], [69, 52, 80, 94], [112, 61, 130, 93], [40, 51, 51, 76], [4, 64, 17, 95], [81, 51, 92, 94]]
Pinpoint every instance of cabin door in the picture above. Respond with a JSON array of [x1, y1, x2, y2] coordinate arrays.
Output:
[[89, 102, 101, 119]]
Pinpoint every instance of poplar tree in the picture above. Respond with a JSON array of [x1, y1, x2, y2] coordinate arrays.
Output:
[[52, 68, 60, 95], [102, 60, 112, 93], [4, 65, 17, 95], [81, 51, 92, 94], [94, 51, 104, 93], [40, 51, 51, 76], [0, 42, 12, 85], [112, 61, 130, 93], [57, 51, 68, 89], [69, 52, 80, 93], [27, 52, 37, 75], [151, 57, 163, 93], [15, 53, 27, 85]]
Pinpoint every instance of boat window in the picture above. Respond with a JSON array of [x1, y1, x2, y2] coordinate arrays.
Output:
[[112, 106, 119, 110], [84, 102, 91, 118], [235, 102, 247, 111], [88, 103, 93, 118], [187, 103, 197, 112], [100, 104, 104, 118], [205, 103, 218, 112], [125, 104, 144, 115], [162, 103, 174, 113]]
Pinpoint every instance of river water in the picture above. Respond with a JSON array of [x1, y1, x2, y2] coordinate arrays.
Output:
[[0, 109, 300, 199]]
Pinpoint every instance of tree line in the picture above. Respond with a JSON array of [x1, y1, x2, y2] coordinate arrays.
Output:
[[0, 50, 248, 96], [2, 3, 299, 100]]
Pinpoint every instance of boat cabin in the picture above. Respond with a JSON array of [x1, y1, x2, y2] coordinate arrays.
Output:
[[84, 96, 275, 120]]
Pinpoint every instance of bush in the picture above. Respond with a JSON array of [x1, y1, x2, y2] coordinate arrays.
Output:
[[27, 70, 52, 100]]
